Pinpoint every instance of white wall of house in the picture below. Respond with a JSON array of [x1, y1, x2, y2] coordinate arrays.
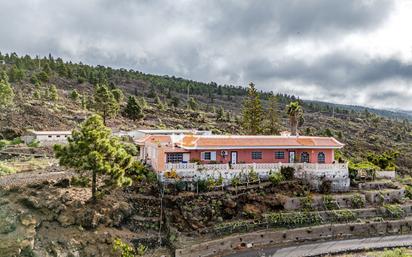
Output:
[[22, 132, 71, 145]]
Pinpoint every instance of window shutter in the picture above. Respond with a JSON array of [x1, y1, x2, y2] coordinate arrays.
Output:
[[211, 151, 216, 161], [200, 152, 205, 160]]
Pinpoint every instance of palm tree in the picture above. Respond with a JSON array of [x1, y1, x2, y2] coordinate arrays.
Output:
[[286, 101, 304, 136]]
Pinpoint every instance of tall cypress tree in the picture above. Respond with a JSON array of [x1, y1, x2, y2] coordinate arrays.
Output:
[[241, 82, 263, 134]]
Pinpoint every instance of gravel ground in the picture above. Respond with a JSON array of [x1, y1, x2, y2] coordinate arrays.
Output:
[[0, 168, 75, 189]]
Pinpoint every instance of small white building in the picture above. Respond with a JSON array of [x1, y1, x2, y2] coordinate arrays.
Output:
[[22, 130, 72, 145], [114, 129, 212, 140]]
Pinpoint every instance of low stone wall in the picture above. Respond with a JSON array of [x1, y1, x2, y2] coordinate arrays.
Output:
[[358, 181, 398, 190], [175, 217, 412, 257], [282, 194, 366, 211], [295, 169, 350, 192], [376, 171, 396, 179], [365, 189, 405, 204]]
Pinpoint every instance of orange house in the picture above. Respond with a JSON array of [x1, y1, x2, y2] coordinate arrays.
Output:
[[136, 134, 344, 172]]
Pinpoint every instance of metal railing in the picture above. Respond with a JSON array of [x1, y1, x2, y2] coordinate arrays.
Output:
[[164, 162, 348, 172]]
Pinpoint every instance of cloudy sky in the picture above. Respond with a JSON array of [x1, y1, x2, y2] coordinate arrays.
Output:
[[1, 0, 412, 110]]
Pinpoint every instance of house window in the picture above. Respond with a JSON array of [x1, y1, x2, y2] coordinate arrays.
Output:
[[166, 153, 183, 163], [201, 151, 216, 161], [252, 151, 262, 160], [204, 152, 211, 160], [301, 152, 310, 163], [275, 151, 285, 159], [48, 135, 52, 138], [56, 135, 60, 138], [318, 152, 326, 164]]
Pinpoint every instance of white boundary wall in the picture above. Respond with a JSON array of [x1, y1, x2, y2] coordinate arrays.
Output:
[[159, 163, 350, 192]]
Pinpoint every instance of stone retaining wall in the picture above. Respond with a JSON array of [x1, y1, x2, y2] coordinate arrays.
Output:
[[175, 217, 412, 257], [282, 194, 365, 210], [365, 189, 405, 204]]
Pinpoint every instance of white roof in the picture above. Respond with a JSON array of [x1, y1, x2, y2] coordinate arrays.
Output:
[[138, 129, 210, 134], [31, 131, 72, 135]]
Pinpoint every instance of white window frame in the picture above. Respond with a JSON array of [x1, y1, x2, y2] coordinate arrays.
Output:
[[201, 151, 216, 161]]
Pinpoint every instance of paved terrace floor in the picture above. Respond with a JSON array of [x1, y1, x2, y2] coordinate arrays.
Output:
[[227, 234, 412, 257]]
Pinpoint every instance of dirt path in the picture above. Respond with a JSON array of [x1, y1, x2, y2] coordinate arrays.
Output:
[[0, 169, 75, 189]]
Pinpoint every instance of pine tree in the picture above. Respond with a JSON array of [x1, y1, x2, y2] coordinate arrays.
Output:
[[266, 94, 280, 135], [286, 101, 304, 136], [216, 106, 224, 121], [54, 115, 137, 202], [225, 111, 231, 122], [187, 97, 197, 111], [0, 71, 14, 108], [241, 82, 263, 134], [94, 84, 119, 124], [37, 71, 49, 82], [170, 96, 180, 108], [111, 88, 124, 103], [49, 84, 58, 101], [69, 89, 80, 102], [138, 97, 148, 109], [81, 94, 87, 109], [124, 96, 144, 121], [155, 95, 165, 110]]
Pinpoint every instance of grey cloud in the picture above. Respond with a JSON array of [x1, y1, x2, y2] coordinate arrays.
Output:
[[0, 0, 408, 109], [245, 53, 412, 89]]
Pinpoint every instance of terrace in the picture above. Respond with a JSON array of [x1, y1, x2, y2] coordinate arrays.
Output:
[[161, 162, 350, 191], [165, 162, 348, 173]]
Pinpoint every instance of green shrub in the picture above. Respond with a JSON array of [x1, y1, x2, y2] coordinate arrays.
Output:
[[269, 172, 284, 186], [197, 179, 208, 192], [11, 137, 23, 145], [27, 139, 40, 148], [145, 171, 158, 184], [0, 163, 15, 176], [265, 211, 323, 228], [121, 142, 138, 156], [112, 238, 139, 257], [331, 209, 357, 222], [380, 248, 410, 257], [280, 166, 294, 180], [175, 181, 187, 192], [248, 168, 259, 183], [351, 193, 365, 208], [323, 195, 339, 210], [384, 204, 405, 219], [0, 139, 10, 149], [300, 195, 314, 211], [231, 175, 241, 188]]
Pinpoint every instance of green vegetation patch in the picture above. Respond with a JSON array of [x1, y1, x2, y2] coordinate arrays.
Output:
[[0, 163, 15, 176]]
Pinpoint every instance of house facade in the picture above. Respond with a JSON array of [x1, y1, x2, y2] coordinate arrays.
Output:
[[136, 134, 344, 173], [22, 130, 72, 145]]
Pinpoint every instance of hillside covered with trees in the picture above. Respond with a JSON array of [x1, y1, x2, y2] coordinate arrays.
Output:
[[0, 52, 411, 174]]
